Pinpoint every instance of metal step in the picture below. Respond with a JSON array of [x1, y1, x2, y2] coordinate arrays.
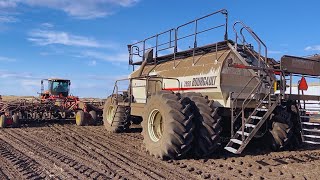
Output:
[[257, 108, 268, 112], [304, 140, 320, 145], [300, 116, 311, 119], [224, 147, 238, 154], [231, 139, 243, 145], [225, 96, 277, 155], [303, 128, 320, 133], [245, 123, 256, 128], [301, 122, 320, 126], [303, 134, 320, 139], [250, 116, 262, 120], [236, 131, 249, 136]]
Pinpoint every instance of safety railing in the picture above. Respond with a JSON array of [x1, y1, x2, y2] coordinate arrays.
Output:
[[111, 76, 181, 105], [111, 79, 131, 105], [233, 21, 268, 76], [230, 77, 265, 136], [128, 9, 228, 68]]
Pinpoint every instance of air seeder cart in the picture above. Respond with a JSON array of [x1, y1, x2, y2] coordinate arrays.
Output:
[[103, 9, 320, 159]]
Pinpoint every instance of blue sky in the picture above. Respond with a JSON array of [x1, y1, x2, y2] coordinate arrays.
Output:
[[0, 0, 319, 98]]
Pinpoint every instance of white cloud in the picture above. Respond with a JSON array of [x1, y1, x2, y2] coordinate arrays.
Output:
[[87, 74, 126, 80], [82, 51, 128, 63], [0, 70, 32, 79], [268, 50, 282, 54], [20, 79, 39, 86], [1, 0, 139, 19], [0, 15, 17, 23], [41, 22, 54, 28], [88, 60, 97, 66], [0, 56, 15, 62], [0, 1, 17, 9], [305, 45, 320, 51], [28, 30, 109, 48]]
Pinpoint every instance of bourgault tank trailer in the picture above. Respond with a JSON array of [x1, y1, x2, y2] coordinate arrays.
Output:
[[103, 9, 320, 159]]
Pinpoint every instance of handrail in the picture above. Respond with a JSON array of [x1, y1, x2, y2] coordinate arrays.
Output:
[[231, 76, 258, 108], [128, 9, 228, 67], [230, 76, 259, 136], [233, 21, 268, 73], [230, 75, 272, 138], [110, 76, 181, 105], [240, 79, 264, 140]]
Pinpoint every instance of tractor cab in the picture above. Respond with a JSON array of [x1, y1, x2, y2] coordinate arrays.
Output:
[[41, 78, 71, 99]]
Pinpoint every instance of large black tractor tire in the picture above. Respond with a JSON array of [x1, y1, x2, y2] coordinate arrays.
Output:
[[76, 110, 85, 126], [103, 97, 129, 133], [287, 102, 303, 149], [0, 115, 6, 128], [89, 110, 97, 125], [183, 92, 222, 157], [12, 114, 20, 128], [270, 106, 293, 151], [141, 91, 194, 160]]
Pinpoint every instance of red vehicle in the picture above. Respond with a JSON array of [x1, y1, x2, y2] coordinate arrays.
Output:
[[0, 78, 103, 128], [38, 78, 102, 126]]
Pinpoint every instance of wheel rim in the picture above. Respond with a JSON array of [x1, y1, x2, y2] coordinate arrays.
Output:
[[76, 112, 81, 125], [107, 106, 115, 124], [0, 115, 5, 127], [148, 109, 163, 142]]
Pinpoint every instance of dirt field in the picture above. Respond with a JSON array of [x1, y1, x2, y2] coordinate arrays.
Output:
[[0, 121, 319, 180]]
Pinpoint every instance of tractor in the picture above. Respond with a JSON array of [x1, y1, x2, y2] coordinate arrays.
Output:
[[38, 78, 100, 126], [103, 9, 320, 159], [0, 78, 103, 128]]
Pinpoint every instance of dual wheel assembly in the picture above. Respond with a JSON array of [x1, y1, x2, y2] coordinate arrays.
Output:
[[141, 91, 222, 159], [75, 110, 97, 126], [102, 91, 224, 159], [103, 97, 130, 133], [0, 114, 21, 128]]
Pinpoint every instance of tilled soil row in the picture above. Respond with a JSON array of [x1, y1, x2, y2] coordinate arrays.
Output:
[[0, 123, 320, 179], [48, 124, 199, 180], [0, 138, 47, 179], [1, 128, 111, 179]]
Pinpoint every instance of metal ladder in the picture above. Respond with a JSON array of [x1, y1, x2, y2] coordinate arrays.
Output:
[[225, 92, 277, 154], [299, 98, 320, 145]]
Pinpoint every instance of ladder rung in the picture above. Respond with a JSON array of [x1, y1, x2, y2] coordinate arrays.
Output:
[[303, 135, 320, 139], [245, 123, 256, 128], [261, 101, 269, 104], [300, 116, 311, 119], [231, 139, 243, 145], [250, 116, 262, 120], [303, 128, 320, 133], [224, 147, 238, 154], [299, 109, 320, 112], [304, 140, 320, 145], [237, 131, 249, 136], [301, 122, 320, 126], [257, 108, 268, 112]]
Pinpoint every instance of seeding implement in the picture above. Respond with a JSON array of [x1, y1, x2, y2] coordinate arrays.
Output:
[[0, 78, 103, 128], [103, 9, 320, 159]]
